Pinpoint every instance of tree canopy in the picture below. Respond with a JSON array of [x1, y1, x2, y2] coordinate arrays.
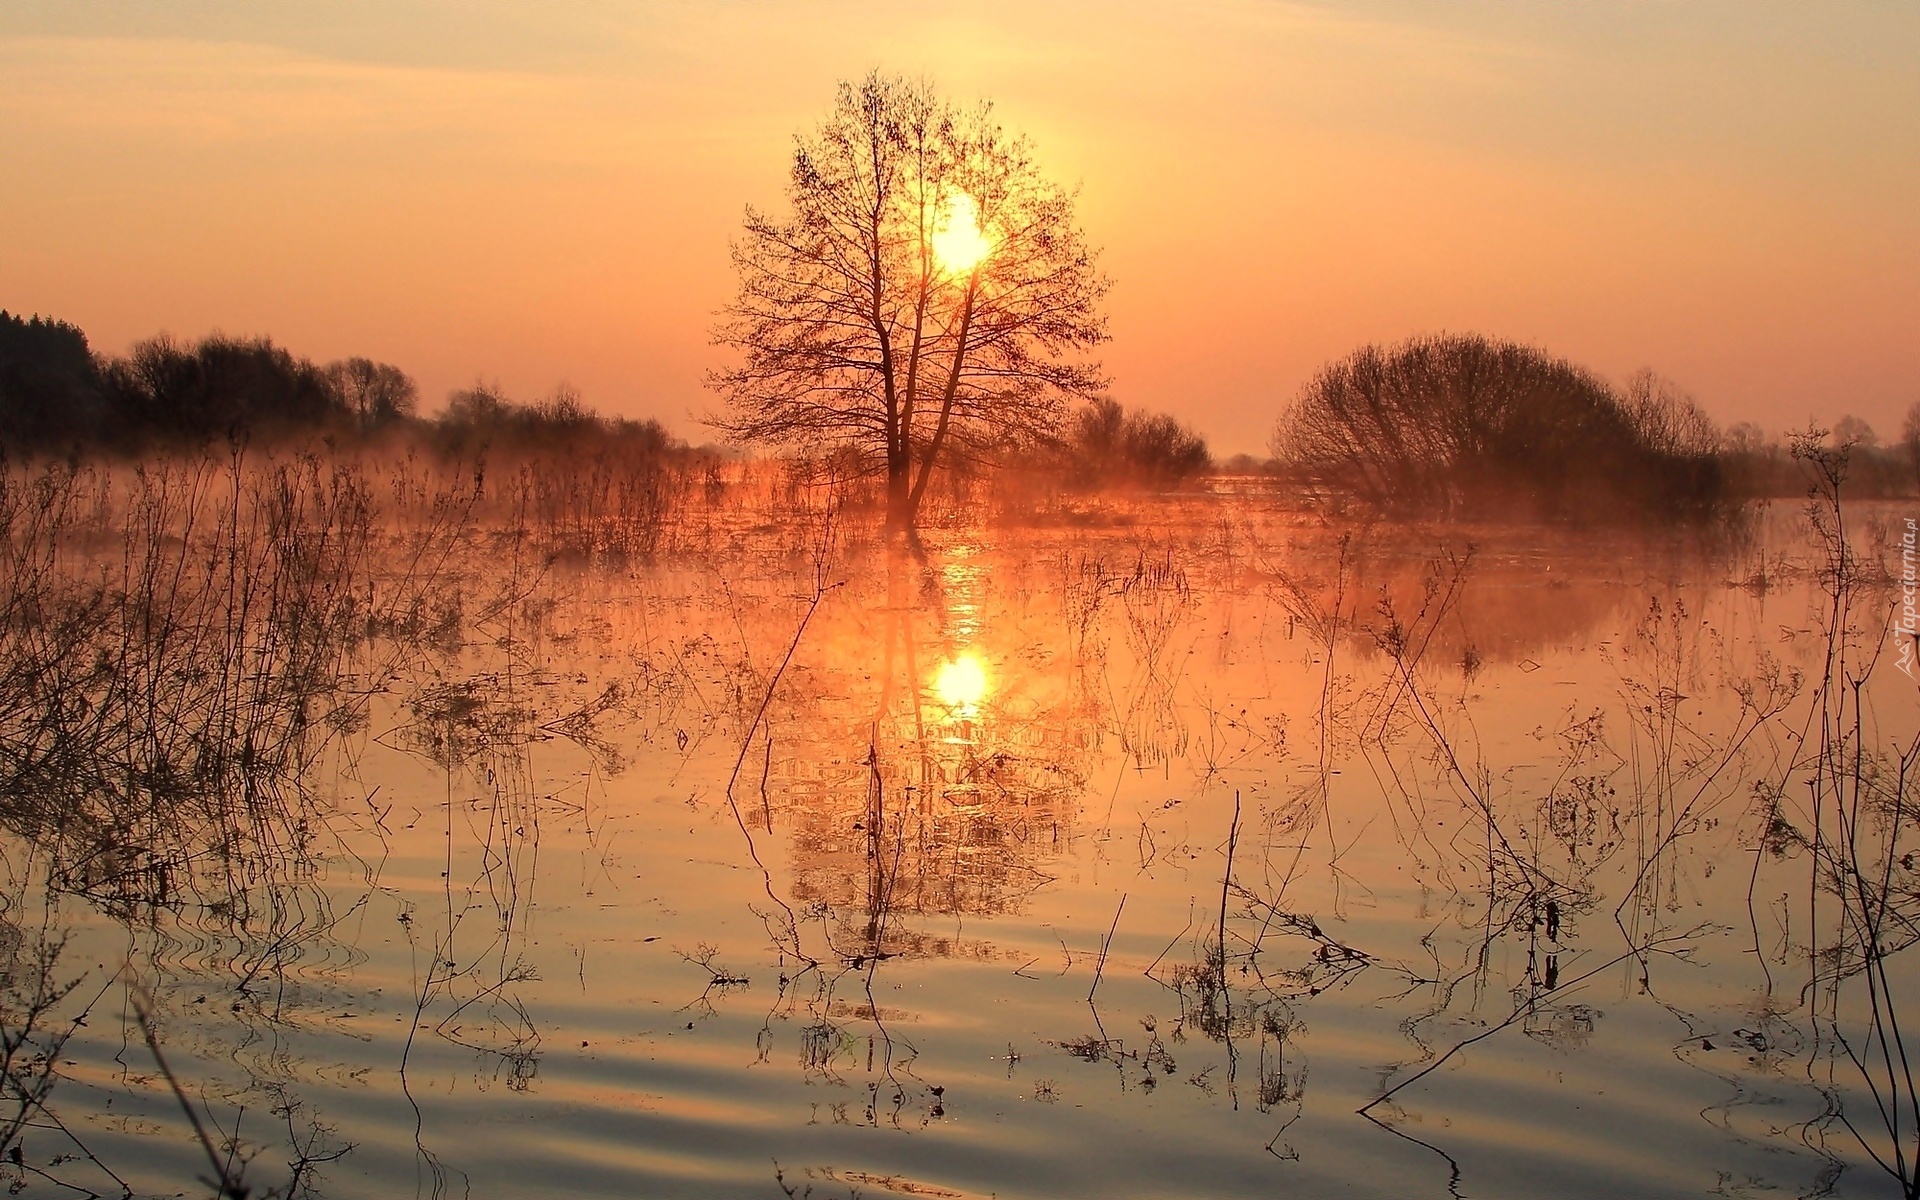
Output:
[[0, 311, 104, 450], [709, 73, 1110, 529], [1273, 333, 1725, 520]]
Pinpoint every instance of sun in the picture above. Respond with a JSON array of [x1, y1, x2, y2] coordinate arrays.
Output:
[[932, 650, 990, 716], [931, 193, 992, 275]]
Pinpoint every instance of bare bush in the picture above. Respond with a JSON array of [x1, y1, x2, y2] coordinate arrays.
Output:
[[1063, 397, 1211, 487], [1272, 334, 1725, 521]]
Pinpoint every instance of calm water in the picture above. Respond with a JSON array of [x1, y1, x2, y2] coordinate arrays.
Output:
[[8, 493, 1919, 1199]]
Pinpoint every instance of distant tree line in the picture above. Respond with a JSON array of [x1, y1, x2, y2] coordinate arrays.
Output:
[[0, 310, 682, 461], [430, 382, 680, 461], [0, 313, 108, 449], [0, 309, 1214, 500], [0, 310, 417, 451], [10, 310, 1903, 514], [1716, 409, 1919, 499]]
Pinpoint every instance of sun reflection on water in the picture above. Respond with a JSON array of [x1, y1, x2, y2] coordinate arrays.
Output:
[[932, 650, 990, 717], [941, 543, 985, 643]]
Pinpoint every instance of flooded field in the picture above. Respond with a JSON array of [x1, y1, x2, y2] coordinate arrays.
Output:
[[3, 461, 1917, 1199]]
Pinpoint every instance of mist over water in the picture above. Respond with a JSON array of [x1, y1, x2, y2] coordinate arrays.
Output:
[[1, 456, 1916, 1199]]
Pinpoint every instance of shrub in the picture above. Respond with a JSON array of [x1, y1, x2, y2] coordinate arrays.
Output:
[[1064, 397, 1211, 487], [1273, 334, 1725, 520]]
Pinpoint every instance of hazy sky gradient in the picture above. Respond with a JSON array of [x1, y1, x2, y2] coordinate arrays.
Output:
[[2, 1, 1914, 453]]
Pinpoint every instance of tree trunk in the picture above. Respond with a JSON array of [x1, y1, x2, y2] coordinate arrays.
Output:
[[886, 455, 913, 529], [902, 272, 979, 529]]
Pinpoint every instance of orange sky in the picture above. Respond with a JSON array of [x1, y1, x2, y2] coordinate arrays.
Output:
[[2, 1, 1915, 455]]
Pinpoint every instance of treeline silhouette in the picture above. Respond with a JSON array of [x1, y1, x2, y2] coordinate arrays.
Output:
[[0, 313, 104, 448], [8, 312, 1907, 518], [430, 382, 679, 460], [0, 311, 1212, 494], [0, 311, 685, 461], [2, 312, 412, 448], [1718, 413, 1918, 499]]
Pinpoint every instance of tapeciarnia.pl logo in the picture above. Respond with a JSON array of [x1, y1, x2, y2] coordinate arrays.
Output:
[[1898, 517, 1918, 680]]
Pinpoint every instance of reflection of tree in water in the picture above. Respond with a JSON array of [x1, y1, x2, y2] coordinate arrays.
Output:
[[782, 743, 1080, 930], [704, 541, 1124, 1142], [774, 548, 1103, 943]]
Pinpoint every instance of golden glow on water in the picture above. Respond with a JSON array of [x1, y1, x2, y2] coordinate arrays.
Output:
[[18, 497, 1907, 1200], [932, 650, 990, 716], [939, 542, 985, 642]]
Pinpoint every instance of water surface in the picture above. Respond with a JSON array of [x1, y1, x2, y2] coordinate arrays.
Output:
[[9, 492, 1918, 1200]]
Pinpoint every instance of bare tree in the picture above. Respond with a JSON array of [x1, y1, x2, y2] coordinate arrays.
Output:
[[1832, 413, 1880, 449], [709, 73, 1110, 530], [1065, 396, 1211, 486], [1622, 369, 1721, 457], [323, 357, 418, 430]]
